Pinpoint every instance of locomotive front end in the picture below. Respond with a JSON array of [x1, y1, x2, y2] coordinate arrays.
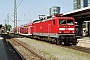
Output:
[[57, 18, 77, 45]]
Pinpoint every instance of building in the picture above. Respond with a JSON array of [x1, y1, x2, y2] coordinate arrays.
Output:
[[49, 6, 60, 16], [73, 0, 90, 10]]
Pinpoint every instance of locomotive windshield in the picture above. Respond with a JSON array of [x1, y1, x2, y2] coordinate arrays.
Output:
[[59, 19, 74, 25]]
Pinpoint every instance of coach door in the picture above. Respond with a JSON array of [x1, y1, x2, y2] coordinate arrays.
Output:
[[28, 26, 30, 35]]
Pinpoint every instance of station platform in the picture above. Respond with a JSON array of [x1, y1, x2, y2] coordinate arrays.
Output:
[[0, 36, 8, 60], [77, 36, 90, 48]]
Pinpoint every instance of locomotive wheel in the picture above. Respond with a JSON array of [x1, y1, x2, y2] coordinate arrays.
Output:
[[73, 39, 77, 45], [60, 42, 64, 45], [50, 39, 54, 44], [72, 41, 77, 45], [73, 43, 76, 45], [56, 39, 60, 45], [64, 41, 70, 46]]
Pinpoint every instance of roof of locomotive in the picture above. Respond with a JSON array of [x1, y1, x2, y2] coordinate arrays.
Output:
[[33, 14, 75, 24]]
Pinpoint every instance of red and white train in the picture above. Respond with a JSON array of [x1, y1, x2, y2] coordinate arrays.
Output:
[[13, 14, 77, 45]]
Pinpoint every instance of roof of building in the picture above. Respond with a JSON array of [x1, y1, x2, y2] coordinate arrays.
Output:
[[63, 6, 90, 15]]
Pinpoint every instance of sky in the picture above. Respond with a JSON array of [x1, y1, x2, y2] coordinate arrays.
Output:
[[0, 0, 73, 27]]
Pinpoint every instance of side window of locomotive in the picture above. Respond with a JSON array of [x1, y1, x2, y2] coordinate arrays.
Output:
[[59, 20, 66, 25], [52, 20, 55, 25]]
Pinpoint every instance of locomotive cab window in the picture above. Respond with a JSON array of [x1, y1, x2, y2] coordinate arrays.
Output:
[[59, 20, 66, 25], [52, 20, 55, 25], [67, 20, 74, 25], [59, 19, 74, 25]]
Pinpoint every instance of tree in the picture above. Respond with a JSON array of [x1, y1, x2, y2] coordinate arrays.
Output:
[[5, 24, 12, 31], [0, 24, 2, 29]]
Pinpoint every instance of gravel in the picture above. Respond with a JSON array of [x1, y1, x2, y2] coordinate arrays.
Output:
[[16, 38, 90, 60]]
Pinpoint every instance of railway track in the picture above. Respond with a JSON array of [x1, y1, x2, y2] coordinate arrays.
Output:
[[7, 38, 48, 60], [4, 33, 90, 59], [7, 41, 25, 60], [2, 34, 25, 60]]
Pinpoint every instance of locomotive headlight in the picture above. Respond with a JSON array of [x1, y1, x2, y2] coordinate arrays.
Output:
[[60, 32, 62, 33], [60, 31, 64, 33], [70, 31, 74, 33], [72, 31, 74, 33]]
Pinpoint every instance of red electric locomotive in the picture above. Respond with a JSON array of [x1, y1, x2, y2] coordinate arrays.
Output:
[[33, 14, 77, 45], [13, 14, 77, 45]]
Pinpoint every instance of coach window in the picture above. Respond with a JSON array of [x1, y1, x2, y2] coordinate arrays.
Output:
[[52, 20, 55, 25]]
